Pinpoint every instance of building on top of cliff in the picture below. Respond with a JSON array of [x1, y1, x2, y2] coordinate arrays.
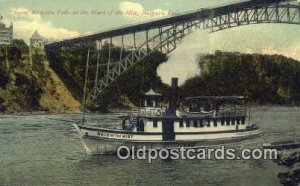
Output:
[[0, 15, 13, 45], [30, 30, 45, 48]]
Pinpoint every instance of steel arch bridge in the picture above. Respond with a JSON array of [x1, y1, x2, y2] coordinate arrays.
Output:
[[45, 0, 300, 101]]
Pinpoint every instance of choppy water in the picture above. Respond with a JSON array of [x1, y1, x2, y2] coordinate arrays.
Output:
[[0, 106, 299, 186]]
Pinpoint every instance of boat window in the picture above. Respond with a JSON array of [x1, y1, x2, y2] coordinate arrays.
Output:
[[193, 120, 197, 128], [241, 117, 246, 125], [179, 120, 184, 128], [237, 118, 240, 125], [231, 118, 235, 125], [121, 119, 126, 130], [153, 120, 158, 128], [137, 120, 145, 132], [200, 120, 204, 128], [221, 118, 225, 126], [226, 118, 230, 126], [214, 119, 218, 127], [186, 120, 190, 127], [207, 119, 211, 127]]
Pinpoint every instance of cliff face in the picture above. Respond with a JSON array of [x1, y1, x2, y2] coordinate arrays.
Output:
[[0, 49, 81, 113], [1, 40, 300, 113]]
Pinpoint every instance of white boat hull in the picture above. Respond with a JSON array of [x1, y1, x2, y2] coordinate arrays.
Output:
[[73, 124, 262, 154]]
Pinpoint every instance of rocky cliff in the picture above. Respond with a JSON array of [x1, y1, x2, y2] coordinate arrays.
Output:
[[0, 44, 81, 113]]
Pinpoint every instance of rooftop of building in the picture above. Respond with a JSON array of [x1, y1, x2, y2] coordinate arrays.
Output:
[[30, 31, 44, 40], [0, 15, 13, 29]]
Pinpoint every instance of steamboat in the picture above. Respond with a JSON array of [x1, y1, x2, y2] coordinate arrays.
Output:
[[73, 78, 262, 154]]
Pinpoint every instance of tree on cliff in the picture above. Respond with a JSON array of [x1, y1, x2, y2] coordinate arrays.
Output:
[[180, 51, 300, 104]]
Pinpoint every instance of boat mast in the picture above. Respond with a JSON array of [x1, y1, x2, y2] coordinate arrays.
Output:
[[82, 48, 90, 125], [248, 99, 252, 125]]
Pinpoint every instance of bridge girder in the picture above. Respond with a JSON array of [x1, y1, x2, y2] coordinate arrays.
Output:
[[44, 1, 300, 101], [91, 3, 300, 100]]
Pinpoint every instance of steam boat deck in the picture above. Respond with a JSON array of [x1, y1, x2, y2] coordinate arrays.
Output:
[[73, 78, 262, 154]]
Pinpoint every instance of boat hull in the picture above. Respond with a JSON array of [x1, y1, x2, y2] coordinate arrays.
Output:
[[73, 124, 262, 154]]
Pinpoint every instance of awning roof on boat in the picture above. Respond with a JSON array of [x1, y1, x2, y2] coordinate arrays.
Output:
[[185, 96, 248, 101], [144, 89, 162, 96]]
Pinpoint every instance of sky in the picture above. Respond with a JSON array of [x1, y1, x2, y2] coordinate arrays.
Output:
[[0, 0, 246, 41], [1, 0, 300, 84]]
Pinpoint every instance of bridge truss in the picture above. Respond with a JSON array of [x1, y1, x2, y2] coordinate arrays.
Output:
[[45, 0, 300, 101]]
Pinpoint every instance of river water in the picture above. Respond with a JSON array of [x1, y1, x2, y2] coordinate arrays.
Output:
[[0, 106, 299, 186]]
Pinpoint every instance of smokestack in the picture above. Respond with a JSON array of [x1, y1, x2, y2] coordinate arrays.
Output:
[[168, 78, 178, 115]]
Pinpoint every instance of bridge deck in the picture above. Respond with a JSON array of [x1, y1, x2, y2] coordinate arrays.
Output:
[[45, 0, 290, 49]]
